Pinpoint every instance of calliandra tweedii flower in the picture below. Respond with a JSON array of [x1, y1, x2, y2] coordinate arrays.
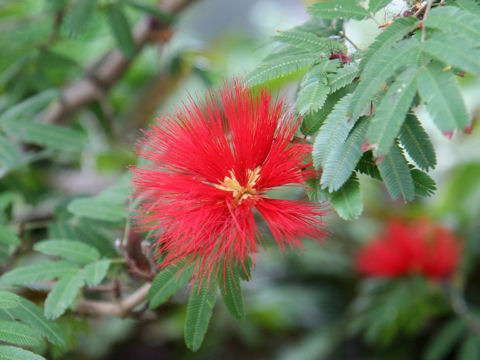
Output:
[[131, 81, 326, 283], [356, 219, 462, 280]]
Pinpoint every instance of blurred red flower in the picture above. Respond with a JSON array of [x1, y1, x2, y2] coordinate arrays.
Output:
[[355, 220, 461, 280], [131, 81, 326, 284]]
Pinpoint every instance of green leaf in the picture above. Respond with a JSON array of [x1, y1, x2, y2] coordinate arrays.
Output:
[[454, 0, 480, 15], [411, 169, 436, 197], [424, 6, 480, 40], [361, 17, 419, 70], [417, 62, 469, 132], [272, 30, 331, 54], [399, 114, 436, 170], [297, 65, 330, 114], [106, 3, 136, 57], [0, 225, 20, 247], [248, 48, 317, 86], [148, 265, 192, 309], [321, 117, 369, 191], [313, 93, 354, 168], [350, 39, 421, 121], [74, 219, 118, 257], [366, 67, 418, 156], [0, 261, 79, 286], [96, 174, 130, 204], [0, 136, 22, 176], [423, 318, 465, 360], [422, 34, 480, 75], [369, 0, 392, 13], [0, 320, 42, 346], [68, 198, 126, 223], [308, 0, 369, 20], [84, 259, 111, 287], [64, 0, 97, 35], [0, 90, 58, 126], [0, 346, 45, 360], [6, 296, 65, 345], [458, 336, 480, 360], [221, 267, 245, 320], [378, 143, 415, 201], [0, 292, 21, 310], [327, 63, 359, 93], [357, 151, 381, 180], [184, 282, 218, 351], [3, 121, 87, 152], [44, 271, 85, 319], [330, 174, 363, 220], [124, 0, 175, 23], [34, 240, 100, 264]]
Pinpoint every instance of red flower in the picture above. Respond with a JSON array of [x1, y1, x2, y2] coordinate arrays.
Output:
[[355, 220, 462, 280], [131, 81, 326, 284]]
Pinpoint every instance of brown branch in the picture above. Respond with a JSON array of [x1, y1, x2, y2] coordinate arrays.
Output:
[[76, 282, 151, 317], [39, 0, 197, 125]]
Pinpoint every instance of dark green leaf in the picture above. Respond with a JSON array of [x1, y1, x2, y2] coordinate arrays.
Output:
[[417, 62, 469, 132], [0, 136, 22, 176], [68, 198, 126, 223], [0, 346, 45, 360], [423, 318, 465, 360], [366, 67, 419, 156], [357, 151, 381, 180], [0, 320, 42, 346], [221, 267, 245, 320], [458, 336, 480, 360], [64, 0, 97, 35], [106, 3, 136, 57], [313, 93, 354, 168], [399, 114, 436, 170], [44, 271, 85, 319], [378, 143, 415, 201], [330, 174, 363, 220], [148, 265, 192, 309], [308, 0, 370, 20], [411, 169, 437, 197], [84, 259, 111, 287], [34, 239, 100, 264], [321, 117, 369, 191], [184, 282, 218, 351], [0, 261, 79, 286]]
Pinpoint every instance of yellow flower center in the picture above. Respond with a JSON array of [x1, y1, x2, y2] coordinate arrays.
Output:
[[215, 167, 261, 205]]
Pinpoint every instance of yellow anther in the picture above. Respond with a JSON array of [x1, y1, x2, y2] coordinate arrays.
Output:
[[215, 167, 261, 204]]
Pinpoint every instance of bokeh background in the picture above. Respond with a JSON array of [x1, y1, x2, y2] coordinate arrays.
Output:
[[1, 0, 480, 359]]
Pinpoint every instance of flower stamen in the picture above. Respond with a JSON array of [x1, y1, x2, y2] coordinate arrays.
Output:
[[215, 167, 261, 204]]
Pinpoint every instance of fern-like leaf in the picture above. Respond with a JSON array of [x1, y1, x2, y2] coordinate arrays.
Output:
[[399, 114, 436, 170], [417, 62, 469, 132], [378, 143, 415, 201], [330, 174, 363, 220], [308, 0, 370, 20], [248, 48, 317, 86], [424, 6, 480, 40], [272, 30, 331, 54], [321, 117, 369, 191], [366, 67, 419, 156]]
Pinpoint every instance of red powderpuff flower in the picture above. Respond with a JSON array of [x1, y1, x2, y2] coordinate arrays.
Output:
[[355, 220, 462, 280], [131, 81, 326, 284]]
